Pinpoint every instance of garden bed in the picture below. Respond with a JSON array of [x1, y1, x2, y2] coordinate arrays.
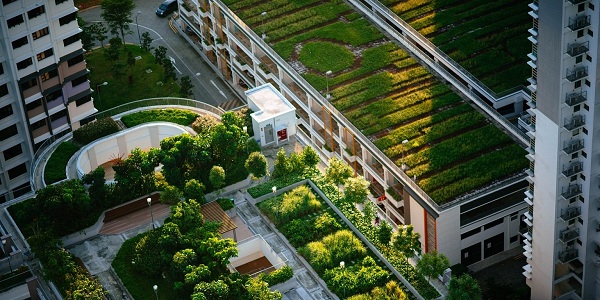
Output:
[[44, 141, 80, 184], [120, 109, 199, 128], [222, 0, 528, 205]]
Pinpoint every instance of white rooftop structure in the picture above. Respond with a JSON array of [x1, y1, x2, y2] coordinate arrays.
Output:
[[245, 84, 296, 147]]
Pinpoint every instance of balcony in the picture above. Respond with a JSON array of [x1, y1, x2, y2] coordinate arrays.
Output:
[[562, 161, 583, 177], [563, 139, 584, 154], [558, 248, 578, 263], [51, 116, 68, 131], [563, 115, 585, 131], [567, 0, 588, 4], [518, 114, 535, 132], [566, 41, 589, 57], [27, 105, 45, 119], [561, 184, 582, 200], [559, 207, 581, 222], [566, 66, 588, 82], [565, 91, 586, 106], [568, 15, 591, 31], [31, 124, 50, 139], [559, 228, 579, 243]]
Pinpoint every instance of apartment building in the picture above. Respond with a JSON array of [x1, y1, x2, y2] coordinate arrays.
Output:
[[0, 0, 94, 203], [523, 0, 600, 299], [174, 0, 531, 269]]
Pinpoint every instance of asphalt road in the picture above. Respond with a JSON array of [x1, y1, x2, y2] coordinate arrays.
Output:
[[79, 0, 241, 108]]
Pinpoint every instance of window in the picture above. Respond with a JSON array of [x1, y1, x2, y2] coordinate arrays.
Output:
[[27, 5, 45, 19], [571, 152, 579, 159], [59, 12, 76, 26], [587, 54, 592, 62], [20, 77, 37, 90], [3, 144, 22, 161], [16, 58, 33, 70], [461, 228, 481, 240], [590, 3, 595, 10], [2, 0, 17, 5], [67, 54, 84, 67], [582, 127, 588, 135], [71, 74, 87, 87], [484, 218, 503, 230], [570, 175, 577, 182], [588, 29, 594, 37], [0, 105, 12, 120], [75, 95, 92, 106], [0, 124, 18, 141], [32, 27, 49, 40], [573, 104, 581, 112], [578, 218, 584, 225], [509, 235, 518, 244], [7, 15, 24, 28], [0, 84, 8, 97], [574, 80, 582, 88], [55, 0, 67, 4], [580, 173, 586, 180], [36, 48, 53, 61], [40, 69, 58, 82], [576, 55, 583, 63], [585, 79, 590, 87], [11, 36, 28, 49], [45, 89, 62, 102], [584, 103, 590, 111], [63, 33, 80, 46], [0, 63, 3, 75], [578, 3, 585, 12], [7, 163, 26, 180], [577, 30, 584, 38], [25, 99, 41, 111]]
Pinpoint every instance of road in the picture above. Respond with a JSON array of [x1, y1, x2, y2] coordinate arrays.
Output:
[[78, 0, 242, 108]]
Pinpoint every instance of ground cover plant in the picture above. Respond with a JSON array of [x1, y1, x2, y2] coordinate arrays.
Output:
[[222, 0, 528, 204], [380, 0, 530, 93], [120, 109, 199, 127], [44, 142, 81, 184]]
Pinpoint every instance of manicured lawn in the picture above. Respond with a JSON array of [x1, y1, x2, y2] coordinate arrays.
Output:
[[120, 109, 199, 128], [86, 45, 180, 112], [225, 0, 528, 205], [44, 142, 81, 184]]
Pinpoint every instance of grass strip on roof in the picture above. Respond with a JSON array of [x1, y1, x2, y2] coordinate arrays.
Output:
[[44, 142, 81, 184], [299, 42, 355, 72], [120, 109, 199, 128]]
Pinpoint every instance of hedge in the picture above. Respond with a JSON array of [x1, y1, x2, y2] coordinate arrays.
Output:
[[72, 117, 120, 145]]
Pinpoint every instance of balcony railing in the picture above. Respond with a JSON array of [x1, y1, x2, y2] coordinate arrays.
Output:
[[558, 248, 578, 263], [562, 161, 583, 177], [560, 207, 581, 222], [559, 228, 579, 243], [566, 66, 588, 82], [561, 184, 582, 200], [563, 139, 584, 154], [51, 116, 68, 130], [568, 15, 591, 31], [567, 41, 589, 57], [565, 91, 586, 106], [518, 114, 535, 132], [563, 115, 585, 131], [567, 0, 588, 5]]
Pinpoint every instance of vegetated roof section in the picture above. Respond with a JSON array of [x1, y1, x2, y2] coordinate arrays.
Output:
[[382, 0, 530, 93], [201, 201, 237, 234], [223, 0, 528, 205]]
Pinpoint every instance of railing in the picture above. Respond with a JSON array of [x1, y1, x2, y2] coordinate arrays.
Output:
[[558, 248, 578, 263], [565, 91, 586, 106], [563, 115, 585, 131], [559, 228, 579, 243], [566, 41, 589, 57], [563, 139, 584, 154], [566, 66, 588, 82], [50, 116, 68, 130], [562, 161, 583, 177], [567, 0, 588, 5], [561, 184, 582, 200], [560, 207, 581, 221], [568, 15, 591, 31]]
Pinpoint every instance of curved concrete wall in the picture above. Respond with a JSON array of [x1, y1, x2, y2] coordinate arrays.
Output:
[[76, 122, 190, 178]]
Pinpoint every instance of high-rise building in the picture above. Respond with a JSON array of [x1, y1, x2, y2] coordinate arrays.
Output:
[[0, 0, 95, 203], [523, 0, 598, 298]]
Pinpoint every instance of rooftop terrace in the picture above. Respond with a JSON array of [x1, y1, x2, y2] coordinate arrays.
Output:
[[223, 0, 528, 205]]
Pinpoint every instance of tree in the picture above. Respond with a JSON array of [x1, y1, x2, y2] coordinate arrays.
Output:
[[417, 250, 450, 282], [209, 165, 226, 191], [154, 46, 168, 66], [141, 31, 153, 52], [77, 17, 94, 50], [377, 221, 393, 246], [161, 185, 183, 204], [184, 179, 206, 203], [180, 75, 194, 98], [113, 148, 162, 201], [447, 274, 482, 300], [192, 114, 220, 135], [101, 0, 135, 44], [245, 152, 268, 180], [300, 146, 320, 170], [126, 50, 135, 66], [325, 157, 353, 187], [343, 176, 369, 204], [392, 225, 421, 272], [245, 277, 283, 300], [90, 22, 109, 49], [105, 37, 122, 60], [272, 148, 291, 179], [163, 60, 177, 81]]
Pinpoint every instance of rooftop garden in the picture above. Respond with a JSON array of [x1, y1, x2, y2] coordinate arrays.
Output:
[[380, 0, 531, 93], [223, 0, 528, 204]]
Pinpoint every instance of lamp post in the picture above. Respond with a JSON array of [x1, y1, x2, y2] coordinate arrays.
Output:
[[243, 126, 249, 154], [401, 139, 409, 171], [96, 82, 108, 104], [272, 186, 278, 218], [325, 70, 332, 99], [147, 197, 155, 229], [261, 12, 267, 39], [135, 11, 142, 47], [153, 284, 158, 300], [340, 261, 345, 298], [2, 240, 12, 273]]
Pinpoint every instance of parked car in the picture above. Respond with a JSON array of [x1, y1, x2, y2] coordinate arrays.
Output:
[[156, 0, 177, 17]]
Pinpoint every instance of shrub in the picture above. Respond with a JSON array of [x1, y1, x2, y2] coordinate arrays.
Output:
[[260, 265, 293, 286], [278, 185, 321, 223], [216, 198, 235, 211], [299, 230, 366, 272], [248, 172, 306, 198], [192, 114, 221, 134], [44, 142, 80, 184], [323, 256, 390, 297], [72, 117, 120, 145], [121, 109, 198, 127]]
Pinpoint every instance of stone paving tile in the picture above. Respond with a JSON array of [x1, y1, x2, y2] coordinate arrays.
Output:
[[295, 270, 319, 291]]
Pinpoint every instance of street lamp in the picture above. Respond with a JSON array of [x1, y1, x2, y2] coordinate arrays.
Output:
[[261, 12, 267, 39], [147, 197, 155, 229], [340, 261, 345, 298], [96, 82, 108, 104], [2, 240, 12, 273], [272, 186, 278, 218], [243, 126, 249, 154], [401, 139, 409, 171], [135, 11, 142, 47], [153, 284, 158, 300], [325, 70, 332, 99]]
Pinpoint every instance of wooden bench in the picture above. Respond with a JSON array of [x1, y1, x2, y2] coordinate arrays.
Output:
[[104, 193, 161, 222]]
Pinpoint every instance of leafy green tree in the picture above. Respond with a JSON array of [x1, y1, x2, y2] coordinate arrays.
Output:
[[377, 221, 393, 246], [126, 50, 135, 66], [209, 165, 226, 191], [77, 17, 94, 50], [300, 146, 320, 170], [154, 46, 168, 66], [171, 248, 198, 278], [163, 60, 177, 81], [89, 22, 108, 49], [325, 156, 353, 186], [288, 152, 304, 173], [272, 148, 291, 179], [112, 61, 126, 79], [245, 152, 268, 180], [392, 225, 422, 262], [82, 167, 107, 208], [105, 37, 122, 60], [160, 185, 183, 204], [141, 31, 153, 52], [65, 271, 105, 300], [113, 148, 162, 202], [180, 75, 194, 98], [348, 280, 407, 300], [343, 176, 369, 204], [170, 199, 205, 234], [192, 115, 220, 135], [160, 134, 212, 188], [184, 179, 206, 203], [417, 250, 450, 282], [245, 277, 283, 300], [101, 0, 135, 43], [447, 274, 482, 300]]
